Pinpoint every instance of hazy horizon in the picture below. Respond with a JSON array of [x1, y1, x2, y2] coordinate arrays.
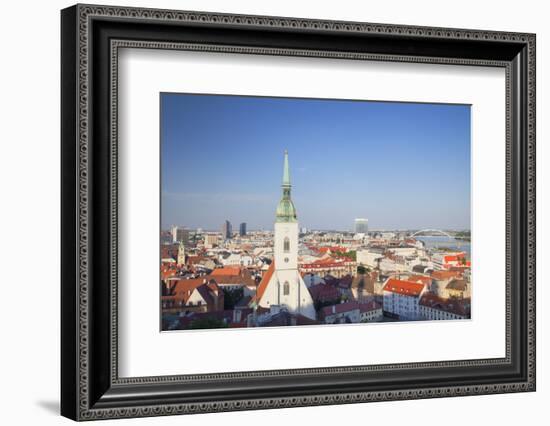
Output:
[[161, 93, 471, 231], [162, 226, 471, 233]]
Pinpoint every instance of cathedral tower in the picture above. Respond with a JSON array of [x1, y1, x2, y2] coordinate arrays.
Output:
[[255, 150, 316, 320], [274, 150, 298, 271]]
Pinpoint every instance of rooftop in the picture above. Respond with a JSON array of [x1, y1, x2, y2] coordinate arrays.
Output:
[[211, 267, 242, 276], [431, 270, 462, 280], [383, 278, 425, 297], [446, 278, 468, 291], [419, 294, 471, 317]]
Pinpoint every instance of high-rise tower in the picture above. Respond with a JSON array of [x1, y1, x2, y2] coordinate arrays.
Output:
[[222, 220, 232, 240], [354, 218, 369, 234], [239, 222, 247, 236]]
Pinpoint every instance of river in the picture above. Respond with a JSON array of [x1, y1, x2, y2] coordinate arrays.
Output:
[[415, 236, 471, 259]]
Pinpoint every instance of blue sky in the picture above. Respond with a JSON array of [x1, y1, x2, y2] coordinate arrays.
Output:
[[161, 93, 470, 231]]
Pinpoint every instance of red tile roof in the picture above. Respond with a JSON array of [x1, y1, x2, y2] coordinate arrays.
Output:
[[419, 294, 471, 317], [210, 275, 255, 287], [406, 275, 432, 285], [449, 262, 471, 269], [168, 278, 208, 303], [300, 257, 354, 269], [308, 283, 340, 302], [319, 300, 383, 316], [161, 270, 178, 280], [254, 262, 275, 303], [160, 245, 179, 260], [318, 246, 346, 254], [208, 268, 256, 287], [431, 270, 462, 280], [383, 278, 425, 297], [320, 302, 361, 316], [358, 300, 382, 313], [443, 252, 466, 263], [186, 255, 210, 266], [211, 267, 241, 276], [160, 262, 183, 280]]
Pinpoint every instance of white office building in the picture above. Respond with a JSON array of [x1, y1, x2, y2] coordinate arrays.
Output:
[[354, 218, 369, 234]]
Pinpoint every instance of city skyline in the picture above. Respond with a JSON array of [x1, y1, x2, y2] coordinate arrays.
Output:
[[163, 224, 470, 233], [161, 93, 471, 231]]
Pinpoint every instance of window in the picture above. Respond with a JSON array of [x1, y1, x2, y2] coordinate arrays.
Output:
[[283, 281, 290, 295], [283, 237, 290, 253]]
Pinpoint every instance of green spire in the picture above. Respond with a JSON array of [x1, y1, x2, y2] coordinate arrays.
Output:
[[275, 150, 297, 223], [282, 149, 290, 187]]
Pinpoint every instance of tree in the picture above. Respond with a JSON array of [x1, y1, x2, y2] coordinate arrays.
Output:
[[332, 250, 357, 261], [223, 287, 244, 310], [314, 298, 341, 312], [189, 317, 228, 329]]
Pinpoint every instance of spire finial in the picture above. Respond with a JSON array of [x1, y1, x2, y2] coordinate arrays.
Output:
[[282, 150, 290, 187], [275, 149, 297, 222]]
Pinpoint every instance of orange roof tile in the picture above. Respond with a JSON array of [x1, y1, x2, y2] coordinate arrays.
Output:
[[168, 278, 208, 303], [443, 252, 466, 262], [300, 261, 352, 269], [211, 267, 241, 276], [383, 278, 425, 297], [431, 270, 462, 280], [321, 246, 346, 253], [254, 262, 275, 302], [406, 275, 432, 285], [207, 269, 256, 286]]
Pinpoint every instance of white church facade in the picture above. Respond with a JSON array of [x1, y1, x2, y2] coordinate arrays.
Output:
[[253, 151, 316, 320]]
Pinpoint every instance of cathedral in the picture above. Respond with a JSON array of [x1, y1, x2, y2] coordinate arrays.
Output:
[[254, 150, 316, 320]]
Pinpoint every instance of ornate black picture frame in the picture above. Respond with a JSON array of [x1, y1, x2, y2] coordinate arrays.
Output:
[[61, 4, 536, 421]]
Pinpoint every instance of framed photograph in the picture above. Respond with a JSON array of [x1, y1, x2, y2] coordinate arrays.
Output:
[[61, 4, 536, 421]]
